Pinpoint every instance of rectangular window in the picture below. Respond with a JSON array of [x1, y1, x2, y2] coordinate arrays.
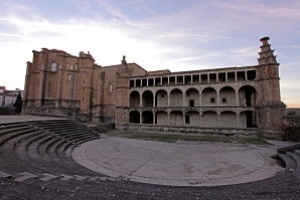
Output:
[[210, 98, 215, 103], [129, 80, 134, 87], [51, 63, 57, 72], [68, 74, 72, 81], [189, 100, 194, 107], [185, 116, 190, 124], [222, 98, 227, 103], [247, 70, 256, 80]]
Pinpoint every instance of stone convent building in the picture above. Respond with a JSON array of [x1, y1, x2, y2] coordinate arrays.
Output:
[[23, 37, 286, 139]]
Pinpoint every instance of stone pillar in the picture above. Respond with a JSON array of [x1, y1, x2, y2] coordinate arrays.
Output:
[[235, 72, 237, 82], [217, 90, 220, 105], [182, 92, 185, 107], [199, 111, 202, 127], [199, 94, 202, 106], [236, 91, 239, 106]]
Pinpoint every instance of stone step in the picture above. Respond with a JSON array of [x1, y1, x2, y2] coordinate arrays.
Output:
[[287, 151, 300, 173], [0, 171, 12, 178], [278, 153, 298, 171]]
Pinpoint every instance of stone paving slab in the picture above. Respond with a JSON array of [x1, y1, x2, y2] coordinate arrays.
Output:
[[72, 136, 284, 187]]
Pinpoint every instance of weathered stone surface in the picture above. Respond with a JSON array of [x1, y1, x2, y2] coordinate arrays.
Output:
[[23, 37, 286, 139]]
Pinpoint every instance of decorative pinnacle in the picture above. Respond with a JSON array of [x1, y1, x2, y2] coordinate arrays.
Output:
[[260, 36, 270, 42], [258, 36, 278, 65]]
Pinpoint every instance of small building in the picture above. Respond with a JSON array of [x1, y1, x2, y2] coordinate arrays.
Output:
[[23, 37, 286, 139], [0, 86, 23, 107]]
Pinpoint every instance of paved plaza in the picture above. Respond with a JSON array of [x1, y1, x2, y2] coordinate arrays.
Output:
[[72, 135, 285, 186]]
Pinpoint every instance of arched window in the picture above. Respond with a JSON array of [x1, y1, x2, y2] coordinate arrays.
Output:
[[109, 83, 113, 93], [68, 73, 73, 81]]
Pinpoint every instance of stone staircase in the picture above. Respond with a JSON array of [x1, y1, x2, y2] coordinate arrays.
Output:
[[277, 144, 300, 174]]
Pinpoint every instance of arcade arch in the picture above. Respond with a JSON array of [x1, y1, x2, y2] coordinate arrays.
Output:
[[219, 86, 236, 106], [142, 90, 153, 107], [129, 111, 140, 123], [202, 111, 218, 127], [129, 91, 140, 107], [240, 111, 257, 128], [202, 87, 217, 106], [170, 89, 183, 106], [155, 111, 168, 125], [239, 85, 256, 107], [220, 111, 237, 127], [170, 111, 183, 126], [185, 111, 200, 126], [155, 89, 168, 107], [185, 88, 199, 107], [142, 111, 153, 124]]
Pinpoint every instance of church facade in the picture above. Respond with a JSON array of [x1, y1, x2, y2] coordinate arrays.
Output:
[[23, 37, 286, 139]]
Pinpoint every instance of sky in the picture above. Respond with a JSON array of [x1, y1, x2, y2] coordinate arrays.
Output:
[[0, 0, 299, 107]]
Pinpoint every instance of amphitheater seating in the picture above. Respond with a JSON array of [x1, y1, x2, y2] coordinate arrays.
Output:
[[277, 144, 300, 174], [1, 118, 300, 199], [0, 120, 99, 175]]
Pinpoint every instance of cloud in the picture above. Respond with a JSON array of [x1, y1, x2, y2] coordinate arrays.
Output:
[[214, 0, 300, 18], [0, 0, 299, 107], [96, 0, 129, 21]]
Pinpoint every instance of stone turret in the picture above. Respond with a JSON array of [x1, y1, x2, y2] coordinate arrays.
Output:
[[256, 36, 286, 139], [258, 37, 278, 65]]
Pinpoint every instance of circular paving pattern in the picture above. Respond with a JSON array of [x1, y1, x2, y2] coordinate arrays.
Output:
[[72, 136, 282, 186]]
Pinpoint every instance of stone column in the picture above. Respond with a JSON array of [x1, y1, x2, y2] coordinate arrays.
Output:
[[236, 91, 239, 107], [199, 93, 202, 106], [182, 92, 185, 107], [217, 90, 220, 105], [235, 72, 237, 82]]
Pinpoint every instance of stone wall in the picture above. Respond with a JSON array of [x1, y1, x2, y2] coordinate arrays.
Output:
[[22, 106, 79, 118], [282, 116, 300, 141], [116, 124, 259, 137]]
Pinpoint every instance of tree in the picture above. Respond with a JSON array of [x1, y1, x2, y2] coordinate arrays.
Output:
[[14, 92, 22, 115]]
